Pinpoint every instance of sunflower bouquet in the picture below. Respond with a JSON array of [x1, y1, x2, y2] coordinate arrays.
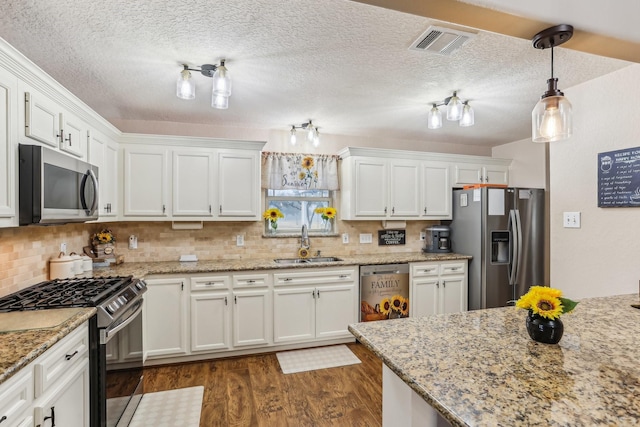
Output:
[[516, 286, 578, 319], [380, 294, 409, 319], [314, 206, 337, 230], [263, 208, 284, 231]]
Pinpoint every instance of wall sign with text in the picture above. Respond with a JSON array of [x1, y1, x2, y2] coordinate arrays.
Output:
[[598, 147, 640, 207], [378, 229, 406, 245]]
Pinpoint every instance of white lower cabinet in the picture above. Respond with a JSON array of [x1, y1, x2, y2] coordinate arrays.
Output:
[[0, 322, 89, 427], [273, 267, 358, 344], [143, 267, 357, 363], [410, 261, 468, 318], [144, 276, 189, 359]]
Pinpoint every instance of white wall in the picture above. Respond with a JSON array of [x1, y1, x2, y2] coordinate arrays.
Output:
[[492, 138, 547, 189], [550, 64, 640, 299]]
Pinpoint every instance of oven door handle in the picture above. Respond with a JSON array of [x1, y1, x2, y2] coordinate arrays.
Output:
[[101, 298, 143, 345]]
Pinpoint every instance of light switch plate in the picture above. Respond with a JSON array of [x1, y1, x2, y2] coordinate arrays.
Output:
[[342, 233, 349, 244], [563, 212, 581, 228], [359, 233, 373, 244], [129, 235, 138, 249], [236, 235, 245, 246], [420, 231, 426, 241]]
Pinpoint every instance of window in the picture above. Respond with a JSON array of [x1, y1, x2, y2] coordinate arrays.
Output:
[[265, 189, 335, 234]]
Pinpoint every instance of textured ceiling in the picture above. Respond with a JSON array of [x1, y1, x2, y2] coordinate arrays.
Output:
[[0, 0, 631, 147]]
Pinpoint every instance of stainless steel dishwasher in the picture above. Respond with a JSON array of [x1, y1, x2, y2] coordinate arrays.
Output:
[[359, 264, 410, 322]]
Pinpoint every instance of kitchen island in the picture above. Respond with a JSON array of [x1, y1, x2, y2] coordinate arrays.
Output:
[[349, 293, 640, 426]]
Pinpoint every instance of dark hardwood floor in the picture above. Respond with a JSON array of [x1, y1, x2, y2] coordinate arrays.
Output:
[[142, 342, 382, 426]]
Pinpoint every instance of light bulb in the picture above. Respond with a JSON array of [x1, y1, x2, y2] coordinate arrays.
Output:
[[459, 103, 474, 127], [290, 127, 297, 146], [176, 69, 195, 100], [212, 61, 231, 98], [211, 94, 229, 109], [306, 123, 315, 142], [428, 105, 442, 129], [446, 92, 463, 121], [532, 95, 572, 142], [313, 129, 320, 147]]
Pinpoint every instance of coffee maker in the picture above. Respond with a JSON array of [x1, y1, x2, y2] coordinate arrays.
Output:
[[423, 225, 452, 253]]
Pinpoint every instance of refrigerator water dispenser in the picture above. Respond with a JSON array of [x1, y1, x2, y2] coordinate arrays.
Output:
[[491, 231, 510, 263]]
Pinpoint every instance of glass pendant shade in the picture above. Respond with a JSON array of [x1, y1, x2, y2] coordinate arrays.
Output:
[[313, 129, 320, 147], [532, 95, 572, 142], [176, 69, 195, 100], [459, 103, 474, 127], [428, 105, 443, 129], [290, 127, 297, 146], [306, 124, 315, 143], [211, 94, 229, 109], [212, 63, 231, 98], [446, 93, 463, 121]]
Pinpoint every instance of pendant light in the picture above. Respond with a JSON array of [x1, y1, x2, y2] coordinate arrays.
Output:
[[176, 59, 231, 109], [428, 104, 443, 129], [446, 91, 463, 121], [290, 126, 297, 146], [288, 120, 321, 146], [531, 25, 574, 143], [459, 101, 474, 127]]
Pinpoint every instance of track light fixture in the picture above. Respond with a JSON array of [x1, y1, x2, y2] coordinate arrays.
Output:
[[428, 91, 474, 129], [531, 24, 573, 143], [289, 120, 320, 147], [176, 60, 231, 109]]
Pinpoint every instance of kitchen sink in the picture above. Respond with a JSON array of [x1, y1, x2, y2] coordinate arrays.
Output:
[[306, 257, 343, 263], [274, 257, 343, 264]]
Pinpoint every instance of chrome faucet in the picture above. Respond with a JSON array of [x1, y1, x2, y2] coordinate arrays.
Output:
[[301, 224, 310, 250]]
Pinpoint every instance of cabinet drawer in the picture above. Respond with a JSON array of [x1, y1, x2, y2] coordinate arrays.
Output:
[[34, 323, 88, 397], [411, 263, 439, 277], [273, 268, 356, 286], [440, 262, 466, 275], [0, 366, 33, 426], [233, 273, 269, 288], [191, 274, 231, 291]]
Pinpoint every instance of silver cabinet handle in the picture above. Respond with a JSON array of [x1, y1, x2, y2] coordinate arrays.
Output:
[[284, 278, 292, 282], [339, 275, 348, 279], [246, 279, 256, 284], [224, 296, 227, 305], [65, 133, 72, 146], [392, 207, 395, 214]]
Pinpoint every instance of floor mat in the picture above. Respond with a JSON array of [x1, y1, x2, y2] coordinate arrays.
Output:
[[276, 345, 361, 374], [129, 386, 204, 427]]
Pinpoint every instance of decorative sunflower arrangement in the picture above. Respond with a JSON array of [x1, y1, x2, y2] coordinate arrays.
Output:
[[314, 206, 337, 231], [516, 286, 578, 319], [379, 294, 409, 319], [263, 208, 284, 231], [92, 229, 116, 245]]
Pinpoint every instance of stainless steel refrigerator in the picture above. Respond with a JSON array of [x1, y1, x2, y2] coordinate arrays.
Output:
[[449, 187, 545, 310]]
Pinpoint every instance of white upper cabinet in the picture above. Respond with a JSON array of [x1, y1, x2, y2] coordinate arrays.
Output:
[[217, 150, 260, 218], [340, 147, 511, 221], [121, 137, 264, 221], [342, 156, 420, 219], [0, 65, 17, 227], [173, 150, 215, 217], [452, 161, 510, 185], [21, 86, 61, 148], [59, 111, 86, 158], [88, 130, 119, 217], [123, 145, 169, 217], [421, 161, 451, 219]]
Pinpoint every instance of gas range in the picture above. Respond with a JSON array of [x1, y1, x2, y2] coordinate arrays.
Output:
[[0, 276, 147, 328]]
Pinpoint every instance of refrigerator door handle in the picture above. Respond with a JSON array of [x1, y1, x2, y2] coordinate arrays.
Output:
[[508, 209, 522, 285]]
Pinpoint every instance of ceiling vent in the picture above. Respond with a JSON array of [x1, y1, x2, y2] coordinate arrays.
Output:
[[409, 25, 476, 56]]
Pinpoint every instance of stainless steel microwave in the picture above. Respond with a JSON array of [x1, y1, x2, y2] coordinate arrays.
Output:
[[19, 144, 99, 225]]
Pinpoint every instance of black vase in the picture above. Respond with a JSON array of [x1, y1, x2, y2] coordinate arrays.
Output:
[[526, 311, 564, 344]]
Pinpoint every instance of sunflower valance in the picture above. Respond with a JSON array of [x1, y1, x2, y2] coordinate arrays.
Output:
[[261, 152, 340, 190]]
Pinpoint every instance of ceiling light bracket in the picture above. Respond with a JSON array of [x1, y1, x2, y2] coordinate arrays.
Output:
[[532, 24, 573, 50]]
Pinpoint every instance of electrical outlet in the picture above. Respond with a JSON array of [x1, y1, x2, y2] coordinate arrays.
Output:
[[236, 235, 245, 246], [359, 233, 373, 244], [60, 242, 67, 254], [563, 212, 581, 228], [420, 231, 426, 241], [342, 233, 349, 244], [129, 235, 138, 249]]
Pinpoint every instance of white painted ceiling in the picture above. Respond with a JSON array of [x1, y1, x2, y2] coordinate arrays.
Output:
[[0, 0, 633, 148]]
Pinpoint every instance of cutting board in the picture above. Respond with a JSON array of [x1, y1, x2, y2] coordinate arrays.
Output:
[[0, 307, 85, 333]]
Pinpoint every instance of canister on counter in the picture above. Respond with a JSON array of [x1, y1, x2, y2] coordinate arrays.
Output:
[[49, 253, 74, 279]]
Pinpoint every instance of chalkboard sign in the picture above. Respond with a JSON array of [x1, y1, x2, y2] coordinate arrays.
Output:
[[598, 147, 640, 207], [378, 229, 406, 245]]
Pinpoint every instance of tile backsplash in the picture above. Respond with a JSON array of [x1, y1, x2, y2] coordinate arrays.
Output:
[[0, 219, 438, 297]]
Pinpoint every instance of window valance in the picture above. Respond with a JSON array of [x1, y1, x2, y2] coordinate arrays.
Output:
[[261, 152, 340, 190]]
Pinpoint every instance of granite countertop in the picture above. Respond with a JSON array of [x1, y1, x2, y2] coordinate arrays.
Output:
[[92, 252, 471, 278], [349, 294, 640, 426], [0, 307, 96, 385]]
